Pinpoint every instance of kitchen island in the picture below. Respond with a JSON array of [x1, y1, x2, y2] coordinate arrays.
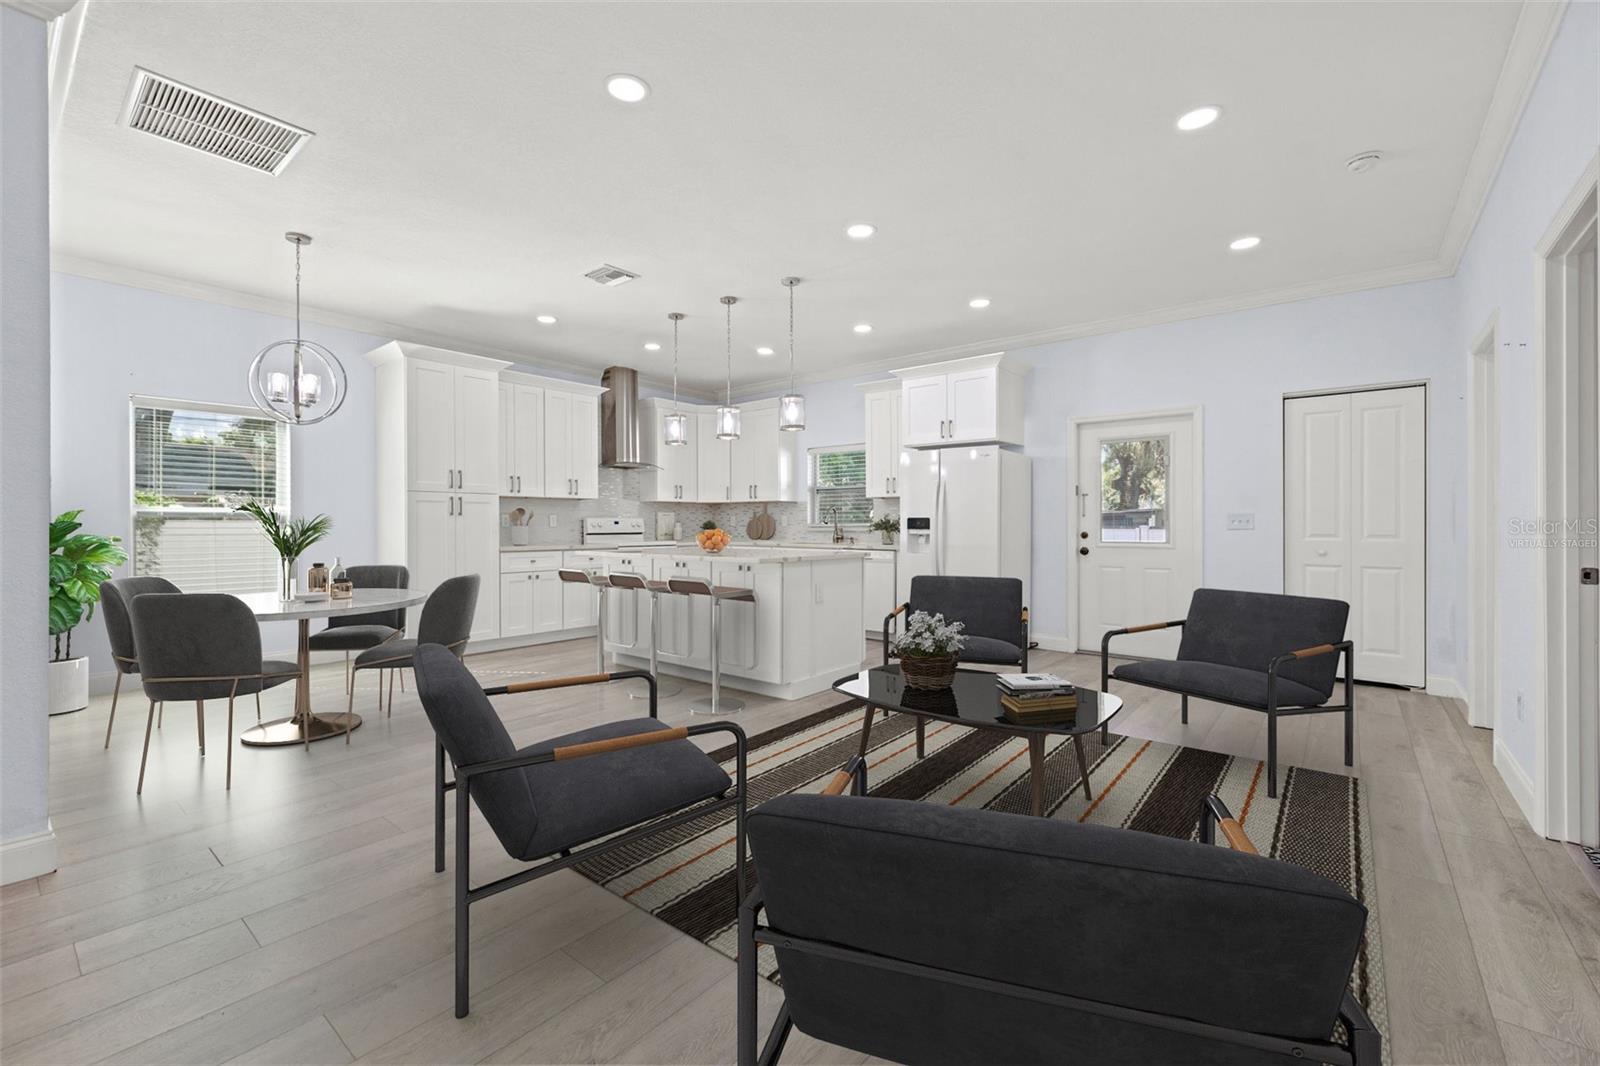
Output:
[[580, 546, 865, 700]]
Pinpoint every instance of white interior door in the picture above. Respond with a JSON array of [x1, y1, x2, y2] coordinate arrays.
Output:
[[1075, 413, 1200, 659], [1285, 386, 1426, 687]]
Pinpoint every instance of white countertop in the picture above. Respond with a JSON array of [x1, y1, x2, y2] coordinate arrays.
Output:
[[499, 541, 886, 560]]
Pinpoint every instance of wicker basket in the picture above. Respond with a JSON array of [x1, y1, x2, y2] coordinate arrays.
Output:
[[900, 653, 958, 690]]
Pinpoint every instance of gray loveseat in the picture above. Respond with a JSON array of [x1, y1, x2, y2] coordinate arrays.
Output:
[[1102, 587, 1354, 797]]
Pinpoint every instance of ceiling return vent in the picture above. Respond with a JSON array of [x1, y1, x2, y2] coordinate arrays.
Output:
[[120, 68, 313, 176], [584, 264, 641, 286]]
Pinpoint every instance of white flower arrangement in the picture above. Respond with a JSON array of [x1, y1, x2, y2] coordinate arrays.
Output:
[[892, 611, 966, 658]]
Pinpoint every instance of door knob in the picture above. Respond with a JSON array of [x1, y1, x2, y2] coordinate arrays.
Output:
[[1079, 546, 1090, 556], [1080, 531, 1089, 540]]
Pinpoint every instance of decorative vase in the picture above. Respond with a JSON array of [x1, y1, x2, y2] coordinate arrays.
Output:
[[881, 530, 896, 545], [900, 653, 958, 690], [278, 556, 298, 601], [47, 656, 89, 716]]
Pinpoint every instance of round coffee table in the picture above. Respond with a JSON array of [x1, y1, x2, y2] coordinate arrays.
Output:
[[230, 588, 429, 747], [833, 666, 1124, 816]]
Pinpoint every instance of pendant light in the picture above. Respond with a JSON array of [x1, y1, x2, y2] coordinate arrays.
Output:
[[778, 276, 805, 431], [663, 312, 689, 446], [715, 296, 741, 440], [248, 232, 347, 426]]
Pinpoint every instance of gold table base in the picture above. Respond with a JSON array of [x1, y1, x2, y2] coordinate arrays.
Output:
[[238, 618, 364, 747]]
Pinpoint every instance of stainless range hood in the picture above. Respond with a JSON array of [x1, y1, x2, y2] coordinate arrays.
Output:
[[600, 366, 657, 468]]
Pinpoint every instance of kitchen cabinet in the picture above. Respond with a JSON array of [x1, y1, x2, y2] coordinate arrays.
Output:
[[499, 554, 570, 638], [499, 380, 545, 497], [729, 403, 800, 501], [863, 384, 903, 497], [894, 353, 1023, 447], [697, 414, 732, 502], [863, 549, 898, 637], [710, 560, 759, 670], [500, 571, 535, 639], [543, 389, 600, 499], [642, 399, 699, 502], [406, 492, 501, 643], [403, 358, 502, 493], [531, 570, 565, 633], [560, 551, 604, 629]]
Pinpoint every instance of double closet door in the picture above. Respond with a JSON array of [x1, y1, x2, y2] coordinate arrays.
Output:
[[1284, 385, 1426, 688]]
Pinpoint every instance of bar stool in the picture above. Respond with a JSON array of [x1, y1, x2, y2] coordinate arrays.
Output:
[[558, 568, 610, 672], [606, 573, 681, 699], [667, 577, 755, 715]]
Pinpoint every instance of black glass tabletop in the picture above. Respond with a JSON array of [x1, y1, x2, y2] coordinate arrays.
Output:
[[833, 666, 1123, 736]]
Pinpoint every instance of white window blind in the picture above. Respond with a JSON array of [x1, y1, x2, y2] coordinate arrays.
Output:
[[809, 445, 872, 525], [131, 400, 289, 593]]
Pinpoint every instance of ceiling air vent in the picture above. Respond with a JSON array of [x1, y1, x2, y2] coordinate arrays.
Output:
[[584, 264, 641, 287], [120, 68, 312, 176]]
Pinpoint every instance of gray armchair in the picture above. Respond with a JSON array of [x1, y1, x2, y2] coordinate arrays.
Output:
[[347, 573, 478, 730], [738, 787, 1378, 1066], [99, 576, 180, 750], [884, 575, 1028, 670], [1101, 588, 1353, 797], [411, 644, 748, 1019], [128, 593, 299, 793], [308, 564, 409, 692]]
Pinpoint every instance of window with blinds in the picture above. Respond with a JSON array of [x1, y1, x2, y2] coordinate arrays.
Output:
[[809, 445, 872, 526], [131, 399, 290, 593]]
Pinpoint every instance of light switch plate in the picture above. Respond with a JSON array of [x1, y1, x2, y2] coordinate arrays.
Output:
[[548, 514, 558, 528], [1226, 513, 1255, 531]]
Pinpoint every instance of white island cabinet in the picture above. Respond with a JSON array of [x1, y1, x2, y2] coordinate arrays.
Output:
[[603, 548, 864, 699]]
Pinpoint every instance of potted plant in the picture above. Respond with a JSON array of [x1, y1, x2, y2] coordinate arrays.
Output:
[[696, 518, 730, 554], [870, 513, 900, 545], [48, 510, 127, 716], [236, 500, 332, 600], [892, 610, 966, 690]]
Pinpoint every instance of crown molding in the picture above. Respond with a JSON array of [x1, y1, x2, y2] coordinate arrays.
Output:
[[2, 0, 77, 20], [1437, 0, 1569, 272], [734, 257, 1452, 395]]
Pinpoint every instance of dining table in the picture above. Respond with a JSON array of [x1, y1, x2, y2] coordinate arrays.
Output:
[[230, 588, 429, 747]]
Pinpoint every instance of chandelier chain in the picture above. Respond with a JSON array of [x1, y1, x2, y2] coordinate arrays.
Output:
[[787, 281, 796, 392]]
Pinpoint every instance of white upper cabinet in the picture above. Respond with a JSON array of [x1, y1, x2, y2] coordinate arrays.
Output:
[[730, 402, 799, 501], [894, 353, 1023, 447], [453, 367, 502, 494], [642, 399, 699, 502], [568, 393, 599, 498], [698, 412, 732, 502], [863, 383, 903, 497], [388, 351, 508, 493], [500, 381, 545, 497], [406, 360, 458, 492], [533, 379, 601, 499]]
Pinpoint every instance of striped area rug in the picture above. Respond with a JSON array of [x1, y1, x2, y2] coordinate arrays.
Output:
[[574, 700, 1388, 1049]]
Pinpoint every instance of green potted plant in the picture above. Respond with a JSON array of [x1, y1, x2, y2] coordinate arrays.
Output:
[[891, 610, 966, 690], [48, 510, 127, 716], [235, 500, 332, 600], [870, 513, 900, 545]]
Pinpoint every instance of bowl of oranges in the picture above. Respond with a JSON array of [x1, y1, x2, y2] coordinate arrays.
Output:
[[696, 522, 731, 554]]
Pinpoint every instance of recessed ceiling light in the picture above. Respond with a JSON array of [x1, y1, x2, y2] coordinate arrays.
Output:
[[845, 222, 876, 240], [643, 342, 661, 351], [1228, 235, 1261, 251], [853, 323, 873, 334], [536, 314, 558, 325], [1176, 106, 1221, 131], [755, 346, 774, 356], [969, 297, 991, 309], [605, 74, 650, 103]]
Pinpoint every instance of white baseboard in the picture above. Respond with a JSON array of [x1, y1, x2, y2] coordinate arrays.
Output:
[[1426, 674, 1468, 704], [0, 822, 58, 885], [1031, 634, 1076, 653], [1493, 737, 1542, 836]]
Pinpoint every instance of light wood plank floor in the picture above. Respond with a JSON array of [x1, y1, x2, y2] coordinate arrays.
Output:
[[4, 639, 1598, 1065]]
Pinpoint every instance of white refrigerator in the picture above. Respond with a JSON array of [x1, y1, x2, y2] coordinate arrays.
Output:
[[897, 444, 1031, 606]]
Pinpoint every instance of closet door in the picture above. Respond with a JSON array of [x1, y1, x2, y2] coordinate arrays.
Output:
[[1284, 386, 1425, 687]]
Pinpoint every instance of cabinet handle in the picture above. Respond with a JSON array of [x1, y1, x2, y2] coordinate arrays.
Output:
[[458, 468, 463, 487], [448, 495, 454, 516]]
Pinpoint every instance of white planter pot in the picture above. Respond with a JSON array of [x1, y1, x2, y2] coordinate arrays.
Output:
[[48, 657, 89, 716]]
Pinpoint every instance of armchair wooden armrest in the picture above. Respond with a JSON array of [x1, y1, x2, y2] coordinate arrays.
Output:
[[484, 668, 660, 719], [883, 603, 910, 666], [819, 755, 868, 796], [1199, 795, 1258, 855]]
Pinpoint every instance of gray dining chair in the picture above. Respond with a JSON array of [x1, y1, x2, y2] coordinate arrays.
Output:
[[129, 593, 300, 794], [99, 576, 180, 750], [349, 574, 479, 731], [307, 564, 410, 693]]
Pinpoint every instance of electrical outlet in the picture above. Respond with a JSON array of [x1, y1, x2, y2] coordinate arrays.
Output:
[[1227, 513, 1255, 531], [548, 514, 558, 528]]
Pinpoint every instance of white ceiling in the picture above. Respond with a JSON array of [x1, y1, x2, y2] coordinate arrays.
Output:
[[49, 1, 1553, 390]]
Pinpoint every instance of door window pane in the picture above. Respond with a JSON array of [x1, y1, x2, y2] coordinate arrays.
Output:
[[1100, 436, 1169, 544]]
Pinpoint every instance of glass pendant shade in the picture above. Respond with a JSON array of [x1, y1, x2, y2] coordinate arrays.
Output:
[[779, 392, 806, 431], [715, 404, 741, 440], [663, 411, 689, 446], [249, 233, 347, 426]]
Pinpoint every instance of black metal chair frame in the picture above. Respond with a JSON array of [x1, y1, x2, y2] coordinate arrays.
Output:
[[881, 603, 1030, 669], [1101, 619, 1355, 797], [737, 775, 1380, 1066], [433, 668, 749, 1019]]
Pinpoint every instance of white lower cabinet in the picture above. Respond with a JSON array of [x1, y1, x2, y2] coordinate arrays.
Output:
[[863, 550, 898, 636], [408, 492, 500, 643], [500, 572, 535, 639], [531, 570, 565, 633]]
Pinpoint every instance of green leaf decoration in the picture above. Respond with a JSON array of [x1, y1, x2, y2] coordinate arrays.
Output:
[[47, 510, 127, 654]]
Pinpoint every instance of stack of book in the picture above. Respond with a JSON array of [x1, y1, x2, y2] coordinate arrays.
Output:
[[997, 674, 1079, 725]]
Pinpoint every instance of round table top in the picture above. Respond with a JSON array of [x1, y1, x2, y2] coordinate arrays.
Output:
[[230, 587, 428, 622]]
